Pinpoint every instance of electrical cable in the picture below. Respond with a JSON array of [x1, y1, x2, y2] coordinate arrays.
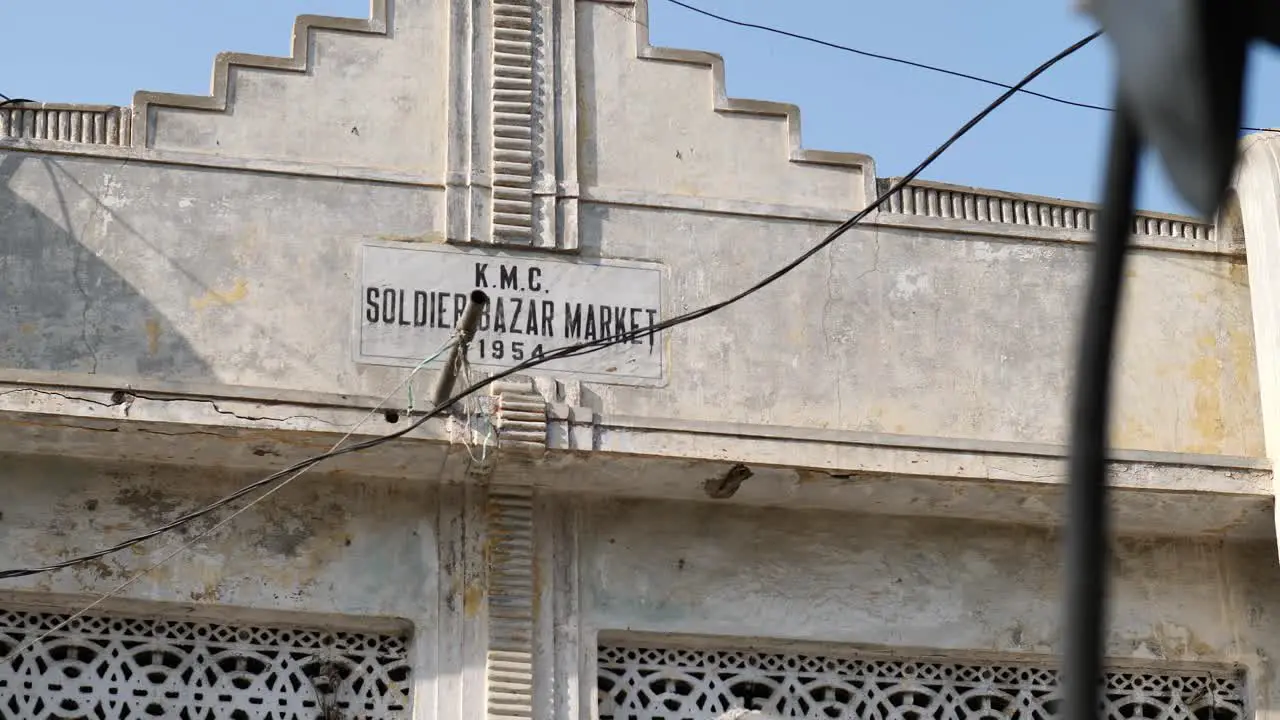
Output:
[[0, 97, 33, 108], [0, 30, 1102, 582], [1061, 97, 1140, 720], [660, 0, 1274, 134], [0, 337, 459, 666]]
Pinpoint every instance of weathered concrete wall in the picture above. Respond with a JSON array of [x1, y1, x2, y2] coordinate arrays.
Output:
[[2, 2, 1272, 718], [6, 465, 1272, 718], [0, 151, 1258, 455], [0, 0, 1262, 463], [583, 206, 1261, 455], [0, 451, 469, 719], [578, 496, 1275, 699], [0, 151, 440, 392], [0, 453, 436, 617]]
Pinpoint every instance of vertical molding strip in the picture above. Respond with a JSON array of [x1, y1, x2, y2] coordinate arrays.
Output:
[[491, 0, 538, 244], [545, 496, 583, 720], [550, 0, 580, 251], [487, 485, 536, 720]]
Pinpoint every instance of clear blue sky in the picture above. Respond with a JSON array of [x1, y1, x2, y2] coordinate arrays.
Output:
[[7, 0, 1280, 215]]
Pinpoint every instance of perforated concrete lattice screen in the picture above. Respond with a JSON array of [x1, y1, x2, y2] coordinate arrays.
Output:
[[0, 608, 411, 719], [597, 644, 1245, 720]]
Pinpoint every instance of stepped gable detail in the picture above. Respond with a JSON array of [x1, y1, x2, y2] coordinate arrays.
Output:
[[0, 0, 1229, 255], [127, 0, 448, 175], [574, 0, 875, 215], [631, 0, 872, 174], [131, 0, 389, 150]]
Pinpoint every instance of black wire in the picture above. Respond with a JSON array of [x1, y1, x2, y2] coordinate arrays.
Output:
[[1061, 97, 1140, 720], [0, 30, 1103, 581], [661, 0, 1274, 134], [0, 97, 33, 108]]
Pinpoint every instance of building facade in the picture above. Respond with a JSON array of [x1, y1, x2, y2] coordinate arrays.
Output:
[[1, 1, 1279, 718]]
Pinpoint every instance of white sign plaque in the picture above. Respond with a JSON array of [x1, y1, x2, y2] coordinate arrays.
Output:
[[356, 242, 666, 384]]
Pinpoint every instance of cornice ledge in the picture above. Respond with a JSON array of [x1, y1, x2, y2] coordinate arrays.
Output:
[[596, 413, 1271, 473], [130, 0, 390, 149], [0, 103, 132, 146], [877, 177, 1228, 252]]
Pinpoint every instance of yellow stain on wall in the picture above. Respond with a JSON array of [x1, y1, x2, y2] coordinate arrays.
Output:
[[463, 584, 485, 618], [1186, 333, 1226, 454], [1227, 259, 1249, 288], [144, 318, 161, 355], [191, 278, 249, 310], [1227, 326, 1264, 456], [1229, 328, 1255, 374], [1112, 416, 1156, 450]]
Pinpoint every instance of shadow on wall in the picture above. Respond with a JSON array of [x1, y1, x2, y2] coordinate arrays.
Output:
[[0, 152, 213, 379]]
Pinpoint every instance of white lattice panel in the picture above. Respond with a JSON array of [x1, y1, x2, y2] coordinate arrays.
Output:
[[597, 644, 1244, 720], [0, 608, 411, 719]]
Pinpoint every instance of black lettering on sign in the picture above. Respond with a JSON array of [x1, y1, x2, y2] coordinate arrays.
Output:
[[541, 301, 554, 337], [500, 264, 519, 291], [510, 298, 524, 335], [436, 291, 449, 328], [380, 287, 396, 324], [397, 290, 410, 326], [613, 305, 627, 340], [528, 267, 543, 292], [479, 302, 491, 332], [599, 306, 612, 339], [629, 308, 644, 345], [365, 287, 379, 323], [475, 263, 490, 288], [493, 298, 507, 333], [584, 305, 597, 341], [564, 303, 582, 339], [453, 294, 467, 326], [647, 309, 658, 350], [525, 300, 540, 335], [413, 291, 429, 327]]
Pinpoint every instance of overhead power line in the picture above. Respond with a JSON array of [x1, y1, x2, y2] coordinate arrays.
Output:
[[0, 30, 1102, 582], [660, 0, 1273, 134]]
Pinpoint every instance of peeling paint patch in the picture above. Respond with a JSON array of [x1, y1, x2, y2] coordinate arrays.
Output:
[[256, 523, 314, 558], [115, 486, 183, 527], [891, 269, 933, 301]]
